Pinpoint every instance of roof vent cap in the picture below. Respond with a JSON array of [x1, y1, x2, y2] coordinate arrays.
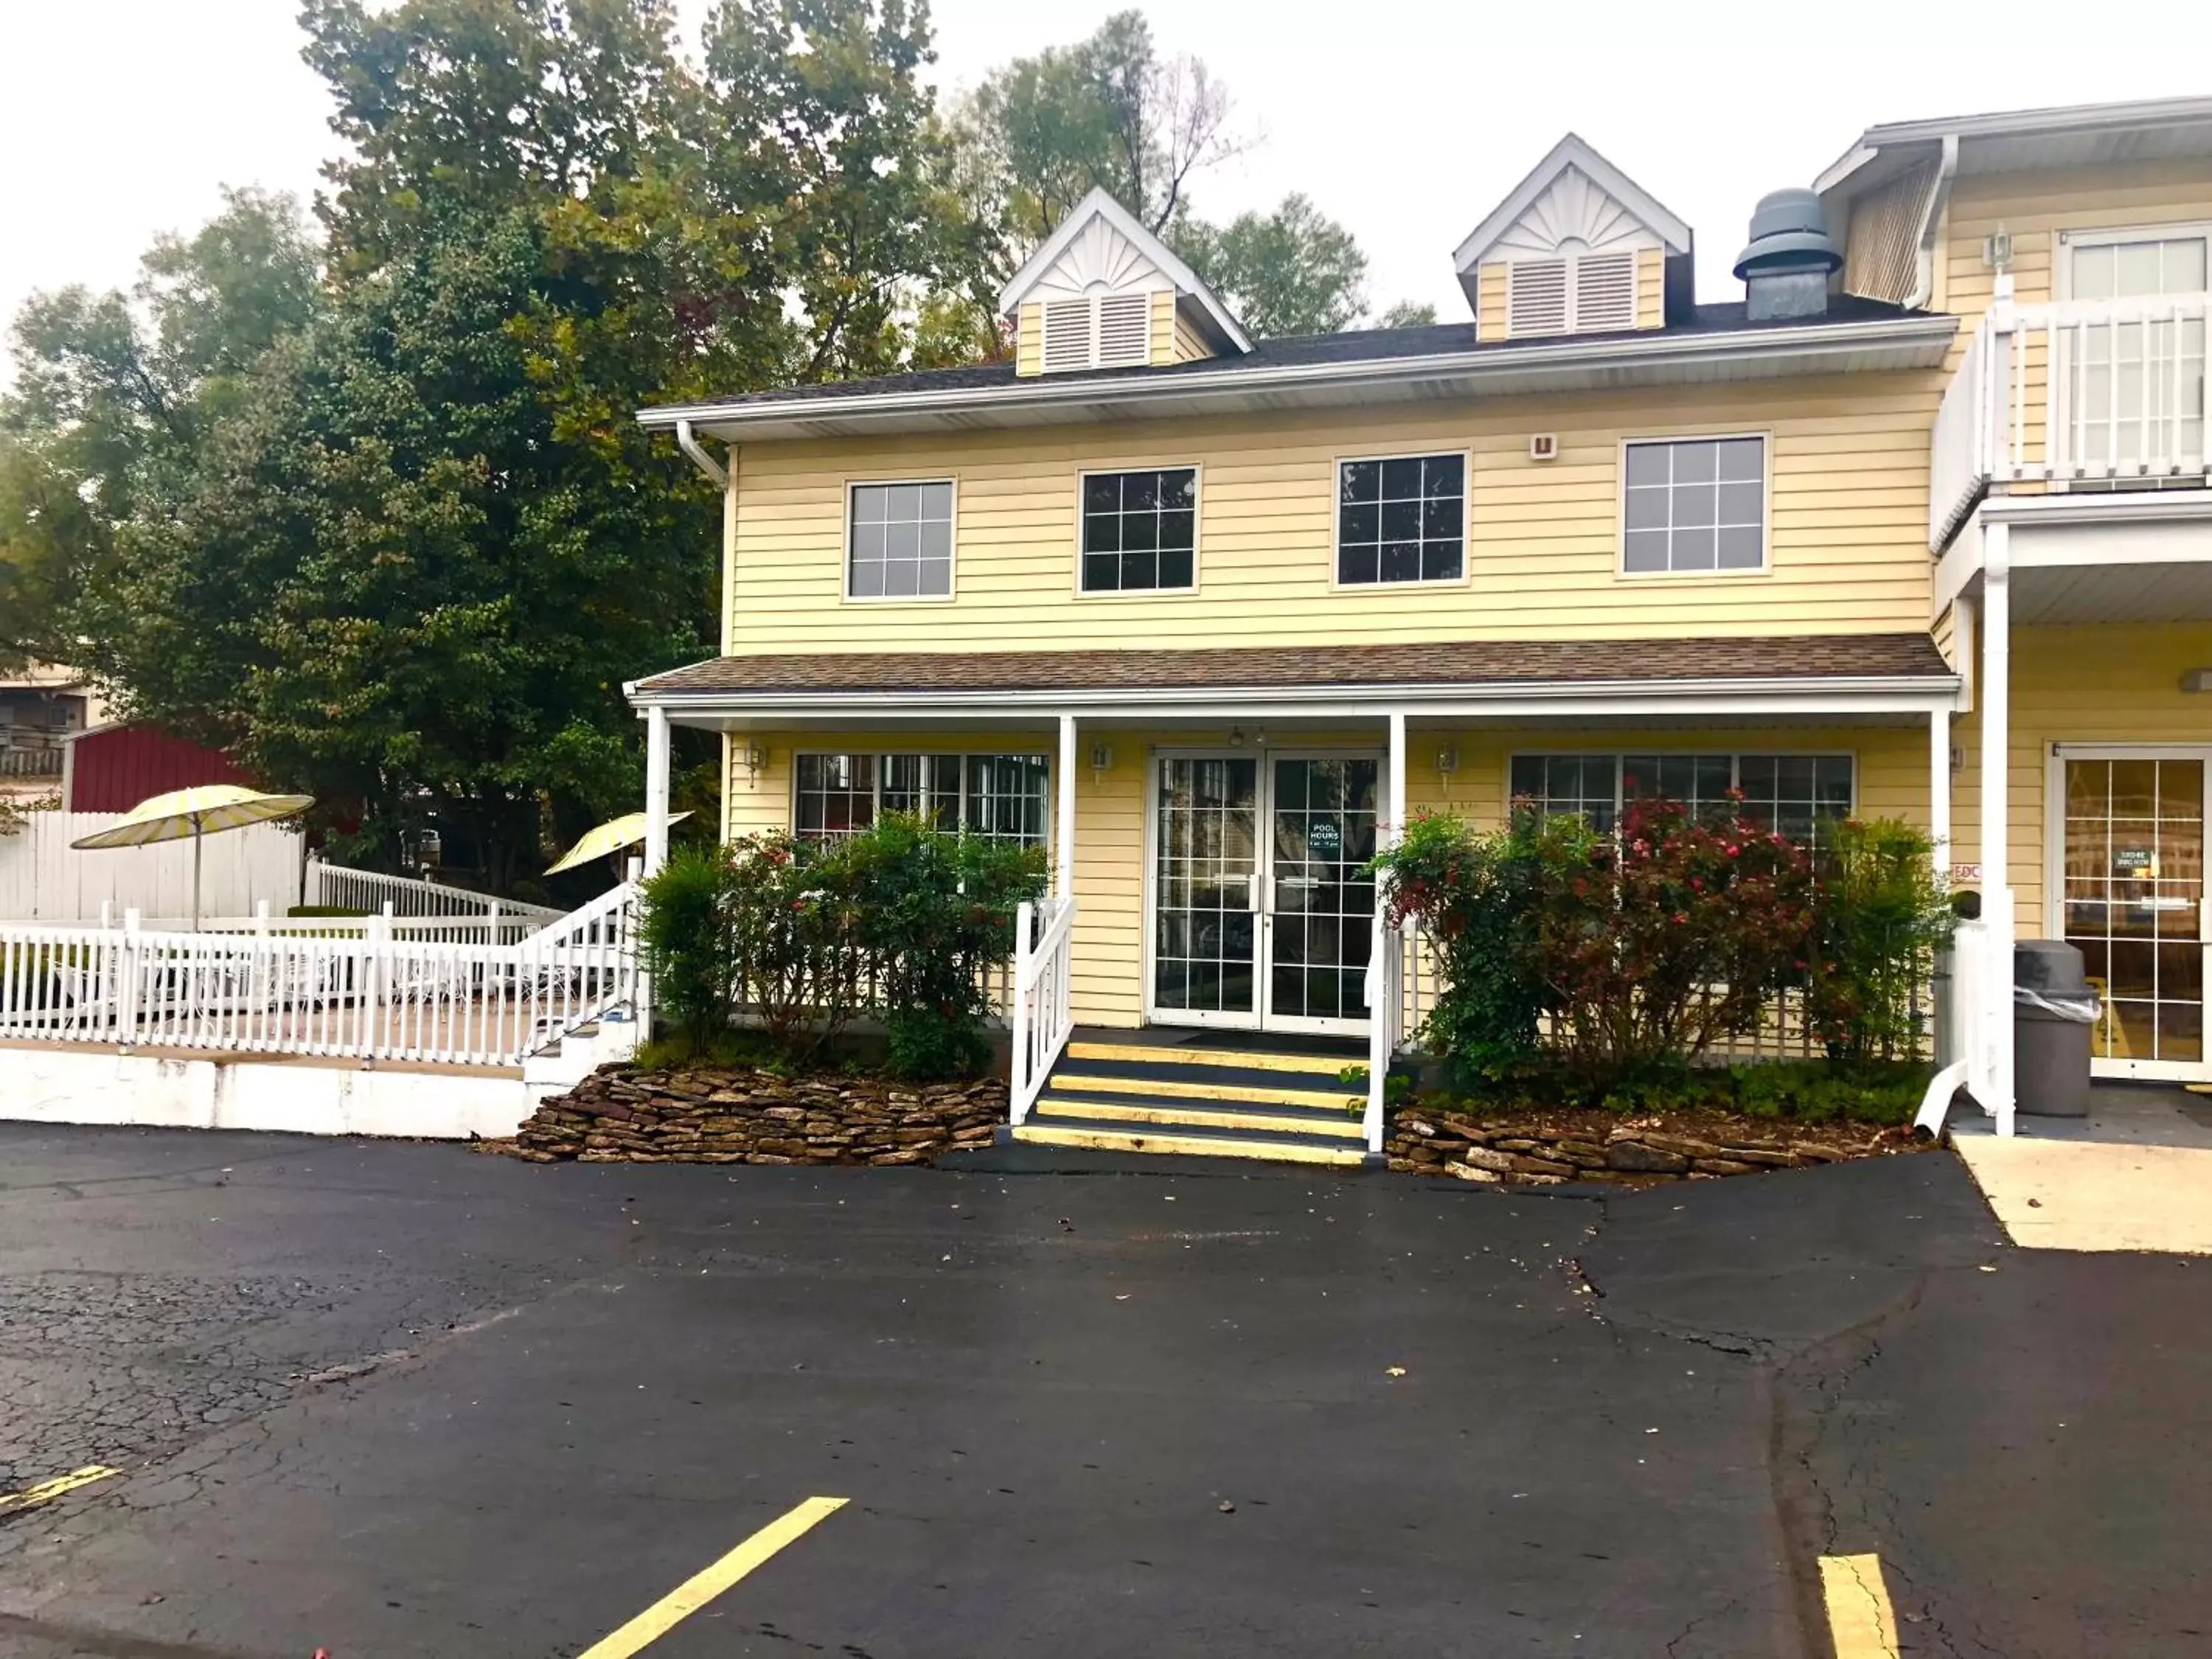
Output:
[[1732, 188, 1842, 279]]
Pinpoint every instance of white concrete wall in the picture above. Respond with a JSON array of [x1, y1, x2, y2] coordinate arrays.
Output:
[[0, 1046, 530, 1140]]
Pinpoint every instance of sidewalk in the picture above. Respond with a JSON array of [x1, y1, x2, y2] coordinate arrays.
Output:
[[1952, 1085, 2212, 1255]]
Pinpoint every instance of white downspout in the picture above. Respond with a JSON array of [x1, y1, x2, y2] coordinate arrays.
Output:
[[674, 419, 728, 488], [1056, 714, 1077, 902], [1978, 526, 2015, 1135], [1904, 133, 1959, 311]]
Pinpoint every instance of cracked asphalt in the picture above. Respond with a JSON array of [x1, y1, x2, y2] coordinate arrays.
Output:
[[0, 1123, 2203, 1658]]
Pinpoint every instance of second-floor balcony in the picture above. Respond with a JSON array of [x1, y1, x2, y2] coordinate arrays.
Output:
[[1930, 291, 2210, 550], [0, 746, 65, 780]]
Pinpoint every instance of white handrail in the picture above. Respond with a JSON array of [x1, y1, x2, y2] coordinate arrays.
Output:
[[1009, 896, 1077, 1124], [305, 858, 563, 922], [0, 883, 639, 1069], [1363, 912, 1402, 1153]]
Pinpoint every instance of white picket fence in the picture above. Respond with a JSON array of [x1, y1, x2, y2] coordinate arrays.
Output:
[[0, 882, 639, 1068], [105, 902, 547, 947], [0, 810, 305, 922], [305, 859, 563, 924]]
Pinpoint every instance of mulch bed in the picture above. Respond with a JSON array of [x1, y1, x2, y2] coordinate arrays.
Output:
[[1388, 1104, 1929, 1186]]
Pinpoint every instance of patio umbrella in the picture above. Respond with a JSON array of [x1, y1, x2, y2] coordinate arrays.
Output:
[[545, 810, 692, 877], [72, 785, 314, 931]]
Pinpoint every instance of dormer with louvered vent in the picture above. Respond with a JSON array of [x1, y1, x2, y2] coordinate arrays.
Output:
[[1454, 134, 1695, 344], [1002, 188, 1252, 377]]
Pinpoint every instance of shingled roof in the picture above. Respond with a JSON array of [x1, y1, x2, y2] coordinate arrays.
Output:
[[634, 634, 1954, 699]]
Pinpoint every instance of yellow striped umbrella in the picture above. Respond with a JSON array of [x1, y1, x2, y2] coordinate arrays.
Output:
[[72, 785, 314, 930], [546, 811, 691, 877]]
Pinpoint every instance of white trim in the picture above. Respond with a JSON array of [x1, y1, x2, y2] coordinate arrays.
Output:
[[996, 187, 1251, 355], [1327, 448, 1475, 593], [841, 476, 959, 605], [1615, 431, 1774, 580], [1453, 133, 1692, 274], [1071, 463, 1204, 597], [1844, 96, 2212, 158], [637, 316, 1958, 441]]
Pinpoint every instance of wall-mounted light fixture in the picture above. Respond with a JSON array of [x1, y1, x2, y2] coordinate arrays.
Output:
[[1089, 742, 1115, 782], [740, 739, 768, 782], [2180, 668, 2212, 694], [1435, 745, 1461, 779]]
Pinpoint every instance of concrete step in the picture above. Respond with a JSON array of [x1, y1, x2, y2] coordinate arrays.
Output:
[[1012, 1117, 1368, 1166], [1032, 1088, 1366, 1142]]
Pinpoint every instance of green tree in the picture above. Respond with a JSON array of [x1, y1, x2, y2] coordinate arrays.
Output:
[[1374, 299, 1439, 329], [1168, 195, 1368, 338]]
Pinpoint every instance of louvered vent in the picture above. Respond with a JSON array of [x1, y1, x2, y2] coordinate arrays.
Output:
[[1573, 251, 1637, 332], [1043, 299, 1094, 372], [1096, 292, 1152, 366], [1507, 260, 1569, 336]]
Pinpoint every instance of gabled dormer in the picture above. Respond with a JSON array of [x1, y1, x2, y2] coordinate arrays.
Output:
[[1454, 134, 1694, 343], [999, 188, 1252, 376]]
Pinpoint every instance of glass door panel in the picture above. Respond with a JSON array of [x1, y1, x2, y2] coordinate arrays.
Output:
[[1151, 757, 1259, 1023], [2062, 757, 2206, 1071], [1265, 756, 1380, 1030]]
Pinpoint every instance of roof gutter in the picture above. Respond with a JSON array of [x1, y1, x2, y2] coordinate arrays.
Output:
[[623, 671, 1961, 716], [673, 419, 728, 487], [636, 314, 1958, 437], [1905, 133, 1960, 310]]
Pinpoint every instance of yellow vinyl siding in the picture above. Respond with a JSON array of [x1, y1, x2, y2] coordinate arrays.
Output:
[[1931, 599, 1957, 669], [1476, 262, 1510, 342], [1015, 302, 1044, 378], [1149, 290, 1176, 366], [1940, 161, 2212, 335], [1947, 622, 2212, 939], [1635, 247, 1665, 329], [723, 376, 1942, 653], [717, 722, 1934, 1028], [1171, 307, 1212, 363]]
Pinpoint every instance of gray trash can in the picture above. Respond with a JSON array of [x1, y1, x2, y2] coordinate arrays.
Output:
[[2014, 939, 2100, 1118]]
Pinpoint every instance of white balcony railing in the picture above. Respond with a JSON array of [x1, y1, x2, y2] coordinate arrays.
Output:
[[1930, 291, 2210, 550], [1008, 894, 1077, 1124]]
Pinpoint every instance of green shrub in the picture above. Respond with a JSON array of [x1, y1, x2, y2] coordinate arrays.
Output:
[[638, 844, 740, 1051], [1808, 818, 1956, 1062]]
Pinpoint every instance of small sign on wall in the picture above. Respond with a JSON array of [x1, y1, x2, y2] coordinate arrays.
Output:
[[1950, 862, 1982, 884]]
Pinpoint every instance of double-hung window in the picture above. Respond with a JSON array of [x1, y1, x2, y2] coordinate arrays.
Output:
[[1081, 467, 1197, 593], [1621, 437, 1766, 574], [848, 480, 954, 599], [795, 752, 1050, 846], [1337, 453, 1465, 585], [1509, 751, 1854, 848]]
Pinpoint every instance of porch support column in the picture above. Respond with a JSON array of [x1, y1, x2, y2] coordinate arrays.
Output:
[[1979, 528, 2017, 1135], [1056, 714, 1077, 902], [1929, 706, 1952, 870], [1385, 712, 1408, 847], [643, 703, 672, 880]]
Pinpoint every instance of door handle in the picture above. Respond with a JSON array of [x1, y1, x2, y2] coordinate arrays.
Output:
[[1245, 872, 1261, 914]]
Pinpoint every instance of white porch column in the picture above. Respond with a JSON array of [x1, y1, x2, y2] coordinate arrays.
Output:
[[1056, 714, 1077, 902], [643, 703, 672, 879], [1385, 712, 1408, 848], [1929, 706, 1952, 871], [1979, 527, 2017, 1135]]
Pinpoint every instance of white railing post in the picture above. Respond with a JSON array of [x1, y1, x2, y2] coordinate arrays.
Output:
[[1366, 713, 1408, 1154], [1979, 527, 2015, 1135], [1010, 899, 1035, 1124]]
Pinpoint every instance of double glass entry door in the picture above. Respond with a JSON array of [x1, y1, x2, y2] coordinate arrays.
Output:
[[1150, 754, 1381, 1034], [2059, 751, 2209, 1079]]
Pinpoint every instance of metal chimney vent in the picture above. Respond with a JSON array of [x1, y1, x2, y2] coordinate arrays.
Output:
[[1733, 188, 1843, 321]]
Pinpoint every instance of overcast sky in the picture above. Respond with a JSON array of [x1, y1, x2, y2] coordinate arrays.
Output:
[[4, 0, 2207, 372]]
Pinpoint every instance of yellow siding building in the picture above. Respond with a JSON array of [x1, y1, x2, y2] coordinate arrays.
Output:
[[634, 100, 2212, 1147]]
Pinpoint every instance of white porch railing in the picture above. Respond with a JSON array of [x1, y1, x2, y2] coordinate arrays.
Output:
[[104, 902, 544, 947], [305, 858, 564, 924], [1008, 895, 1077, 1124], [1363, 913, 1406, 1151], [1930, 291, 2210, 549], [0, 882, 638, 1068]]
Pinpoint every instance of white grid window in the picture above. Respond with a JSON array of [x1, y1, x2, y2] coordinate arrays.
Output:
[[1512, 752, 1854, 849], [1623, 437, 1765, 574], [1082, 468, 1197, 592], [796, 752, 1050, 847], [849, 481, 953, 599], [1337, 454, 1464, 584]]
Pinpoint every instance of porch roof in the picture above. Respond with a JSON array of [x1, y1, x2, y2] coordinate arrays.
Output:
[[629, 633, 1958, 720]]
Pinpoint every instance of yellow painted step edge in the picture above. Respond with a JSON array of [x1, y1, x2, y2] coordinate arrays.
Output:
[[1014, 1124, 1365, 1166], [1051, 1070, 1361, 1110], [1065, 1040, 1351, 1077], [1032, 1095, 1366, 1141]]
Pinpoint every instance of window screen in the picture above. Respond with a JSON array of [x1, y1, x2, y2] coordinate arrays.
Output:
[[1082, 469, 1197, 592], [1622, 437, 1766, 574], [1337, 454, 1464, 584], [849, 481, 953, 599]]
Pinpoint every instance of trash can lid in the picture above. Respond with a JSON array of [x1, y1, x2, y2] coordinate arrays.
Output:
[[2015, 938, 2090, 993]]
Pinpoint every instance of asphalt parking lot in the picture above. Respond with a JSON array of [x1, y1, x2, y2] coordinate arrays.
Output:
[[0, 1124, 2205, 1658]]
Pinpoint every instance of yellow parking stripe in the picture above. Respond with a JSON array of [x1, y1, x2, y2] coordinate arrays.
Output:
[[577, 1495, 847, 1659], [0, 1465, 119, 1517], [1820, 1554, 1900, 1659]]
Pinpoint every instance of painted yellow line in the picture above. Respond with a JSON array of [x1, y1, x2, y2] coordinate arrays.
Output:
[[577, 1495, 846, 1659], [1820, 1554, 1900, 1659], [1064, 1040, 1347, 1076], [0, 1464, 119, 1516], [1033, 1095, 1365, 1141], [1014, 1124, 1366, 1166], [1054, 1069, 1361, 1109]]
